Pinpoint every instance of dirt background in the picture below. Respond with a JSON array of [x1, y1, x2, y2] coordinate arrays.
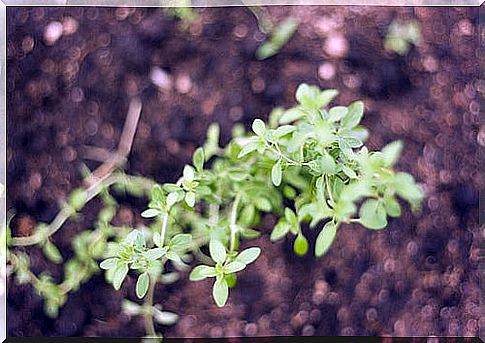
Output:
[[6, 5, 482, 338]]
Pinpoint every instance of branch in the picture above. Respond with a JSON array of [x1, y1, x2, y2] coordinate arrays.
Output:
[[10, 98, 146, 247], [84, 97, 142, 186]]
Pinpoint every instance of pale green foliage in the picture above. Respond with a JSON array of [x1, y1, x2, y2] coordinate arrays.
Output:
[[384, 20, 421, 55], [256, 17, 299, 60], [8, 83, 423, 338]]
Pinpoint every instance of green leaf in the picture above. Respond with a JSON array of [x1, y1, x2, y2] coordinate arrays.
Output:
[[359, 199, 388, 230], [381, 140, 403, 167], [237, 137, 261, 158], [136, 272, 149, 298], [296, 84, 338, 110], [342, 165, 357, 179], [338, 138, 354, 159], [235, 247, 261, 265], [315, 221, 337, 257], [141, 209, 161, 218], [279, 107, 306, 124], [190, 265, 217, 281], [153, 232, 162, 247], [167, 192, 179, 207], [384, 197, 401, 217], [98, 206, 117, 223], [69, 188, 87, 211], [183, 165, 195, 183], [153, 308, 179, 325], [295, 84, 317, 109], [318, 89, 339, 109], [271, 160, 282, 186], [43, 241, 63, 264], [112, 263, 129, 290], [270, 221, 291, 241], [163, 183, 181, 193], [274, 125, 296, 137], [185, 191, 196, 207], [284, 208, 298, 226], [294, 233, 308, 256], [240, 227, 261, 239], [328, 106, 348, 122], [341, 100, 364, 129], [319, 153, 336, 174], [100, 258, 118, 270], [193, 147, 205, 172], [44, 300, 59, 318], [144, 247, 167, 261], [212, 277, 229, 307], [344, 136, 363, 148], [254, 197, 272, 212], [166, 251, 182, 264], [393, 172, 423, 204], [224, 261, 246, 274], [209, 239, 226, 264], [256, 41, 278, 60], [270, 16, 299, 47], [225, 273, 237, 288], [169, 234, 192, 252], [125, 229, 146, 248], [252, 119, 266, 136], [151, 185, 166, 204]]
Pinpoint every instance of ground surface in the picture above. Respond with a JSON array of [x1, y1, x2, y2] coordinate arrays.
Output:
[[6, 5, 482, 338]]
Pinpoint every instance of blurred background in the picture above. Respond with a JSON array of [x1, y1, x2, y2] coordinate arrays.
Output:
[[6, 5, 482, 337]]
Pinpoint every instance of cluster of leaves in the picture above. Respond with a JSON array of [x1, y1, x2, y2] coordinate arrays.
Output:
[[6, 174, 155, 318], [384, 19, 421, 56], [101, 82, 423, 310], [7, 83, 423, 339]]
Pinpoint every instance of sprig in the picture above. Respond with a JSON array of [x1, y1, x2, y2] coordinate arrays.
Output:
[[8, 83, 423, 339]]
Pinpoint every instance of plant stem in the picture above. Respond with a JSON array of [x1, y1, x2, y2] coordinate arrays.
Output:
[[10, 174, 155, 247], [209, 203, 219, 226], [160, 211, 169, 247], [229, 193, 241, 252], [325, 175, 335, 206], [143, 274, 158, 338]]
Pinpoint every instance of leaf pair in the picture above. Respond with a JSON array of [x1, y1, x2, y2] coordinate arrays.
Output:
[[189, 240, 261, 307]]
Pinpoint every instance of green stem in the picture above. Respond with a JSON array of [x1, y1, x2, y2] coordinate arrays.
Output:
[[10, 174, 155, 247], [209, 203, 219, 226], [143, 274, 158, 338], [229, 194, 242, 252], [160, 211, 169, 247], [267, 142, 309, 167], [325, 175, 335, 206]]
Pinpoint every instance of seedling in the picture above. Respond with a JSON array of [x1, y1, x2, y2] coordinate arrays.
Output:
[[384, 19, 421, 55], [6, 84, 423, 339]]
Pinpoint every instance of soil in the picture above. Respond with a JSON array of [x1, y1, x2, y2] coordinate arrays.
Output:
[[6, 5, 482, 338]]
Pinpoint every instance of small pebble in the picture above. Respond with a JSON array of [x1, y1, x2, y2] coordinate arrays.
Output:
[[301, 324, 315, 336], [318, 62, 336, 80], [62, 16, 79, 35], [244, 322, 257, 336], [175, 74, 192, 94], [324, 33, 348, 58], [43, 21, 63, 45], [150, 67, 172, 91]]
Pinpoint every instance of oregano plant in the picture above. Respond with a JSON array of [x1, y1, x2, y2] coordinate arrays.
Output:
[[6, 83, 423, 339]]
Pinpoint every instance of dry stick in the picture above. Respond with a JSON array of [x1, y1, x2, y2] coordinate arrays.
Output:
[[85, 97, 142, 187], [11, 98, 144, 247]]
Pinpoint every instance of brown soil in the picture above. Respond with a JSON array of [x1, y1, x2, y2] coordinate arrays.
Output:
[[6, 5, 482, 338]]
